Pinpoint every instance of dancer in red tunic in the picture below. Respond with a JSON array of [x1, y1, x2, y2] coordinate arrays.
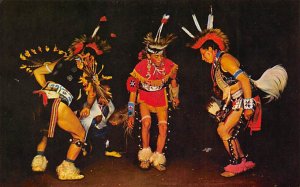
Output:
[[127, 14, 179, 171]]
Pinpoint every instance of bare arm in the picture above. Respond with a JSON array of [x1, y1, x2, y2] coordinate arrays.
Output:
[[129, 91, 137, 103], [220, 54, 252, 99], [170, 79, 180, 107], [220, 54, 253, 120], [33, 61, 58, 87]]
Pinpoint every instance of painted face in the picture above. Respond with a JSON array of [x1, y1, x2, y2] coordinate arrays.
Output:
[[200, 47, 215, 64], [149, 53, 164, 66]]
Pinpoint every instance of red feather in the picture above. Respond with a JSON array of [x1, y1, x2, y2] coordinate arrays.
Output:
[[86, 42, 103, 55], [73, 42, 84, 55], [161, 18, 168, 24], [110, 33, 117, 38], [100, 16, 107, 22]]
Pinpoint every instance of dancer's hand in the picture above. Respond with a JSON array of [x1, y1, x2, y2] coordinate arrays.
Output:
[[80, 107, 90, 119], [127, 116, 135, 129], [172, 98, 180, 108], [244, 109, 254, 120]]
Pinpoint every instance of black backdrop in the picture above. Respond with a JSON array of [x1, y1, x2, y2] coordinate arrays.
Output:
[[0, 0, 299, 184]]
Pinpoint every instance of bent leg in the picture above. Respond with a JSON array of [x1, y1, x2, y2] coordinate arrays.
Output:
[[56, 102, 85, 180], [217, 109, 243, 160], [57, 102, 86, 161]]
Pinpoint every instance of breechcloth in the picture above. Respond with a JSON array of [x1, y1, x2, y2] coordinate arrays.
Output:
[[34, 92, 61, 138]]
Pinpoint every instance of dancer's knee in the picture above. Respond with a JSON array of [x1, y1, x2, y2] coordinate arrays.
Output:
[[217, 123, 230, 140], [71, 128, 86, 142], [158, 122, 167, 137], [142, 119, 151, 130]]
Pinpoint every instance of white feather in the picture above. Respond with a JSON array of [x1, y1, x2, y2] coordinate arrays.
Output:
[[207, 101, 221, 115], [92, 26, 100, 38], [207, 14, 214, 29], [252, 65, 288, 103], [192, 14, 202, 32], [155, 14, 170, 42], [155, 24, 163, 42], [181, 26, 195, 38], [162, 14, 170, 20]]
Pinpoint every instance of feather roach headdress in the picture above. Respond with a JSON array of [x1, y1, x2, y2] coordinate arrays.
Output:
[[19, 16, 115, 102], [181, 7, 229, 52], [66, 16, 113, 60], [144, 14, 177, 55], [74, 16, 115, 102]]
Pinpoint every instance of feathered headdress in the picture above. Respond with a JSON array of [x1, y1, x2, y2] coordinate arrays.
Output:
[[19, 45, 67, 74], [181, 6, 229, 52], [66, 16, 114, 60], [74, 16, 115, 102], [144, 14, 177, 55]]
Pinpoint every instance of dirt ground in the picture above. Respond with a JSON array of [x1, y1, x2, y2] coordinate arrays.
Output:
[[3, 154, 283, 187], [2, 135, 295, 187]]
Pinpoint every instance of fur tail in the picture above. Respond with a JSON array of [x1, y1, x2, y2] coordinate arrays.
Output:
[[252, 65, 288, 103]]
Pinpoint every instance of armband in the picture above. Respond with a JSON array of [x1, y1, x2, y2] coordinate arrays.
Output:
[[126, 76, 139, 92], [128, 102, 135, 117], [243, 98, 255, 110], [233, 69, 243, 79]]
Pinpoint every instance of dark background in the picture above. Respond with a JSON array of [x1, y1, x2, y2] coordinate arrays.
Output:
[[0, 0, 299, 185]]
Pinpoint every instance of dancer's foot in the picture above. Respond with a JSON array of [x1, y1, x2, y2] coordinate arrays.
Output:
[[139, 160, 150, 169], [150, 152, 166, 172], [31, 155, 48, 172], [153, 164, 166, 171], [56, 160, 84, 180], [242, 158, 256, 170], [222, 161, 246, 177]]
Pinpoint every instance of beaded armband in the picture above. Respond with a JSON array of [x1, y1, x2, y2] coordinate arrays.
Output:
[[128, 102, 135, 117], [233, 69, 244, 79], [243, 98, 255, 110]]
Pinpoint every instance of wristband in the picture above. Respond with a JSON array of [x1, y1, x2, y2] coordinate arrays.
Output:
[[128, 102, 135, 117], [243, 98, 255, 110]]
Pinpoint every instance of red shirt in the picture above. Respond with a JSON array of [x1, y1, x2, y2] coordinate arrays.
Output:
[[130, 58, 178, 107]]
